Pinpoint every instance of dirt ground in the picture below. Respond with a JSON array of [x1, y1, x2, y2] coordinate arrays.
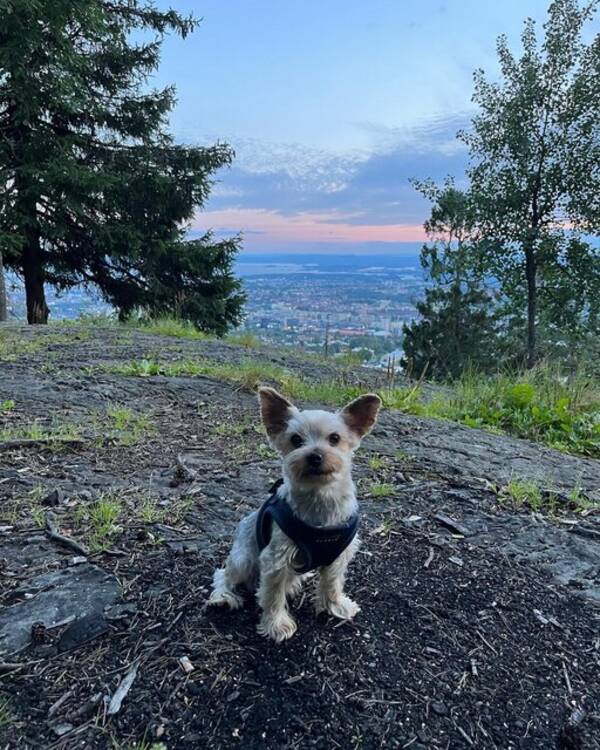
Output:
[[1, 325, 599, 749]]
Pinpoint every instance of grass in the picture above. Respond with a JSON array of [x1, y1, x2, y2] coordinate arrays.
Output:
[[110, 355, 599, 459], [499, 476, 600, 515], [0, 695, 12, 728], [414, 365, 600, 459], [87, 496, 122, 551], [135, 494, 194, 526], [369, 482, 396, 498], [225, 331, 260, 348], [106, 406, 153, 446], [110, 357, 419, 410], [0, 329, 90, 361], [368, 455, 386, 471], [0, 420, 82, 443], [127, 316, 210, 341], [1, 399, 15, 411], [503, 478, 545, 512]]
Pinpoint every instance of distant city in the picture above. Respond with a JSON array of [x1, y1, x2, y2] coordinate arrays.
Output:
[[4, 251, 426, 367]]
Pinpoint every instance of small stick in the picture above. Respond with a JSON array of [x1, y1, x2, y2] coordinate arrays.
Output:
[[424, 547, 435, 568], [562, 661, 573, 695], [456, 725, 474, 746], [107, 662, 139, 715], [45, 512, 88, 556], [47, 689, 74, 718]]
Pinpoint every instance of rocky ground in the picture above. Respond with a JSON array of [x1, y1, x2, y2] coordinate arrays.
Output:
[[0, 325, 599, 750]]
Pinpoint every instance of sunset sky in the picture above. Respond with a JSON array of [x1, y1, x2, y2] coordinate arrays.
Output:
[[155, 0, 552, 253]]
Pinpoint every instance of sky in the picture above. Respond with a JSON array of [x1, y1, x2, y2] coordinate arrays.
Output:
[[153, 0, 553, 254]]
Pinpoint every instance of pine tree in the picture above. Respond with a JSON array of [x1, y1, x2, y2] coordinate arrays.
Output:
[[460, 0, 600, 366], [402, 182, 499, 380], [0, 0, 245, 330]]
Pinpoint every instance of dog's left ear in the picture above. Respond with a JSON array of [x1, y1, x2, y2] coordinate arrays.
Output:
[[258, 387, 297, 440], [340, 393, 382, 438]]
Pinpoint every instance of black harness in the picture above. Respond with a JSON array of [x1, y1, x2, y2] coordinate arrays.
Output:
[[256, 479, 359, 574]]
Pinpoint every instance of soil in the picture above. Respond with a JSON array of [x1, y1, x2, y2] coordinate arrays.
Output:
[[0, 325, 599, 750]]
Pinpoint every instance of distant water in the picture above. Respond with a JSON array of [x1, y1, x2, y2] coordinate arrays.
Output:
[[235, 252, 422, 277], [4, 251, 424, 319]]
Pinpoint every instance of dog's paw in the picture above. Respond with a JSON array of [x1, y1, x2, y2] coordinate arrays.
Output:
[[318, 594, 360, 620], [257, 611, 298, 642], [207, 589, 244, 610]]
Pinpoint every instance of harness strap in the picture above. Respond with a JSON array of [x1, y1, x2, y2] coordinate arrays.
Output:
[[256, 480, 359, 573]]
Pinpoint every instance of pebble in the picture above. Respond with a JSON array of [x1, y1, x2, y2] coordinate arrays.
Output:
[[431, 701, 449, 717]]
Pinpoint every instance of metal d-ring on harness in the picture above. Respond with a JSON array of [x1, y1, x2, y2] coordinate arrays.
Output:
[[256, 479, 360, 574]]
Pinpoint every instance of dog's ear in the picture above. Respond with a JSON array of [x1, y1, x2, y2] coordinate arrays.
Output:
[[258, 387, 296, 440], [340, 393, 381, 438]]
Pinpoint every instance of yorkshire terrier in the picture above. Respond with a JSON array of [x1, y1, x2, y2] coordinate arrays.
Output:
[[208, 386, 381, 642]]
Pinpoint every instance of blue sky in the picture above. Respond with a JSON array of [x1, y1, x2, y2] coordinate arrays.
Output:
[[154, 0, 552, 253]]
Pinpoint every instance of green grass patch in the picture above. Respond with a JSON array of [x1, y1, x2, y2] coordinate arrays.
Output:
[[368, 455, 386, 471], [0, 329, 89, 361], [86, 495, 122, 551], [225, 331, 260, 348], [369, 482, 396, 498], [502, 478, 545, 511], [110, 357, 599, 459], [124, 316, 210, 341], [0, 420, 82, 443], [415, 366, 600, 458], [106, 406, 153, 446]]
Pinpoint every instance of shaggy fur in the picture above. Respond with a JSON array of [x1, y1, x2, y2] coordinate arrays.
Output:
[[208, 387, 381, 642]]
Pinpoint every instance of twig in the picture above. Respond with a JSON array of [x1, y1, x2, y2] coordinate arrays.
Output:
[[456, 725, 474, 746], [476, 630, 498, 656], [562, 661, 573, 695], [45, 512, 88, 556], [47, 689, 74, 718], [424, 546, 435, 568], [107, 661, 139, 715]]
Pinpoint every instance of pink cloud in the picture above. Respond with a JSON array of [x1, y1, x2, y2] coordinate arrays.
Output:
[[192, 209, 427, 247]]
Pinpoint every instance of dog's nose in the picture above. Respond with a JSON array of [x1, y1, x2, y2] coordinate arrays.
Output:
[[307, 451, 323, 467]]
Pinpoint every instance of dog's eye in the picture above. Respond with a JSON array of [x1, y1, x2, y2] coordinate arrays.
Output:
[[329, 432, 341, 445], [290, 434, 304, 448]]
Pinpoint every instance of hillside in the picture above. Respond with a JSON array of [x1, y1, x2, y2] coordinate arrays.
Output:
[[1, 325, 599, 749]]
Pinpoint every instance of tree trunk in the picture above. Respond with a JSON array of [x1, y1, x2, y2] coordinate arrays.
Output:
[[524, 246, 537, 368], [23, 235, 49, 324], [0, 252, 7, 322]]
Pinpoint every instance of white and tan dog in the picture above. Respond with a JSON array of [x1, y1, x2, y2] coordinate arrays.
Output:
[[208, 386, 381, 642]]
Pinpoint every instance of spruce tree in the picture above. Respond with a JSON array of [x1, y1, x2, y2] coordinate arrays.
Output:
[[402, 183, 499, 380], [0, 0, 245, 330]]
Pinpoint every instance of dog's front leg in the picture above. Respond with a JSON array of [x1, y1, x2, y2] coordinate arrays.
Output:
[[315, 538, 360, 620], [257, 556, 297, 642]]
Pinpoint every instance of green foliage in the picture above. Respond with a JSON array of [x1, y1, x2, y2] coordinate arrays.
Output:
[[368, 455, 386, 471], [502, 478, 545, 511], [131, 316, 210, 340], [225, 331, 260, 348], [106, 406, 152, 446], [0, 0, 245, 330], [423, 365, 600, 457], [369, 483, 396, 498], [403, 181, 500, 379], [88, 496, 122, 551], [111, 354, 599, 458], [460, 0, 600, 366]]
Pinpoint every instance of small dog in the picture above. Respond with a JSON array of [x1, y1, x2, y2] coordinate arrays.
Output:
[[208, 386, 381, 642]]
